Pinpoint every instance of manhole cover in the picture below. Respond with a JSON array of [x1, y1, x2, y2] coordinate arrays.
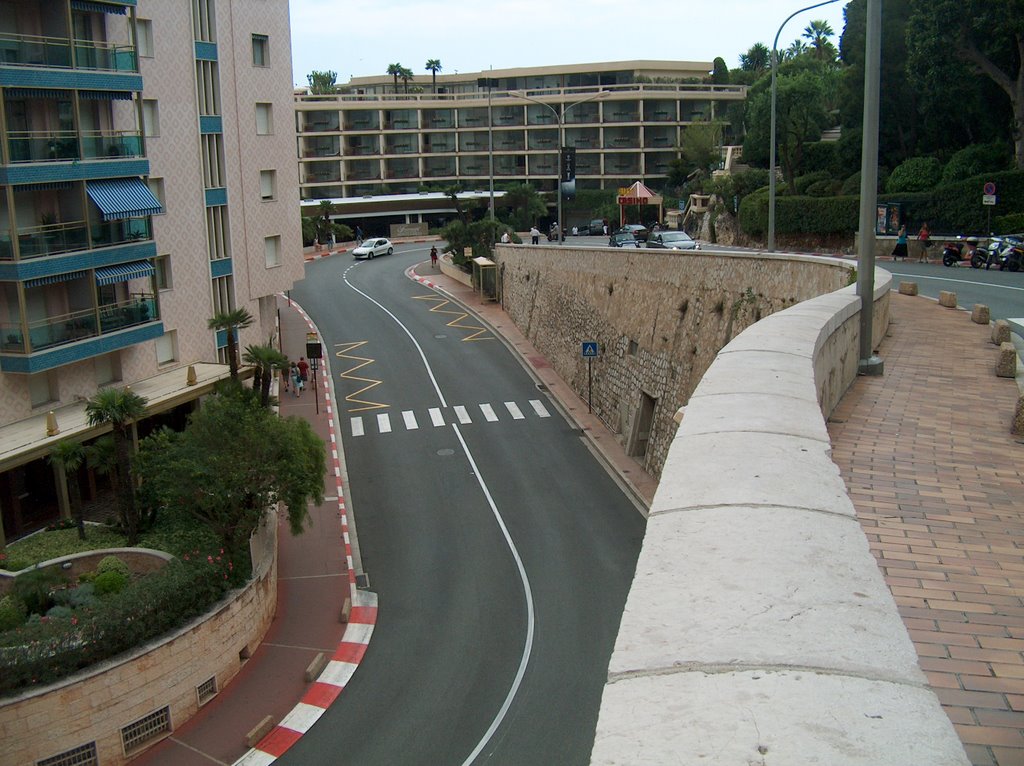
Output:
[[437, 448, 455, 456]]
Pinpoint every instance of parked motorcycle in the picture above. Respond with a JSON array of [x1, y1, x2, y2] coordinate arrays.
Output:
[[942, 237, 984, 268], [980, 236, 1024, 271]]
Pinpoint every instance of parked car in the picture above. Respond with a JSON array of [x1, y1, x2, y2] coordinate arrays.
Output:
[[352, 238, 394, 259], [609, 232, 641, 248], [647, 231, 700, 250], [616, 224, 649, 242]]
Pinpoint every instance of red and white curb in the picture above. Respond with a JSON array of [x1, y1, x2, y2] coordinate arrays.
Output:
[[405, 264, 451, 293], [233, 297, 377, 766], [304, 238, 435, 263]]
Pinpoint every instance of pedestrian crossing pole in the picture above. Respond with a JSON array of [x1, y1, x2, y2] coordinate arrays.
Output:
[[582, 341, 599, 413], [306, 332, 322, 415]]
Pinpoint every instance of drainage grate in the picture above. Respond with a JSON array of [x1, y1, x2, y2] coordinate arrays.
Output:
[[121, 706, 171, 754], [37, 742, 98, 766]]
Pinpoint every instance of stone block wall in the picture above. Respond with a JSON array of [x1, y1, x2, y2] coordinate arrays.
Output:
[[493, 245, 852, 477]]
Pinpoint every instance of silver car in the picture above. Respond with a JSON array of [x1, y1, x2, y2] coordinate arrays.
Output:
[[646, 231, 699, 250], [352, 238, 394, 259]]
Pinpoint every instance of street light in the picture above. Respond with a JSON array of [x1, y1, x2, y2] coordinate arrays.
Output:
[[768, 0, 840, 252], [509, 89, 609, 245]]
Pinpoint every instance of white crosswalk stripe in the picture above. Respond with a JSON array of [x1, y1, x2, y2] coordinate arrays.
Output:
[[479, 403, 498, 422], [454, 405, 472, 424], [377, 413, 391, 433], [505, 401, 524, 420], [529, 399, 551, 418], [429, 407, 445, 427], [351, 417, 364, 437], [402, 410, 418, 430]]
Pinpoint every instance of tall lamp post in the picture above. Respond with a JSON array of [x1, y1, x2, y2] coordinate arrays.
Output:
[[509, 89, 609, 245], [768, 0, 840, 252]]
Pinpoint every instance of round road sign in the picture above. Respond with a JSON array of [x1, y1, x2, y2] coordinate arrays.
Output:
[[984, 181, 997, 195]]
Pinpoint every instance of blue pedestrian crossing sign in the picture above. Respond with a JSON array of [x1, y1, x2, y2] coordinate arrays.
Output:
[[581, 341, 599, 358]]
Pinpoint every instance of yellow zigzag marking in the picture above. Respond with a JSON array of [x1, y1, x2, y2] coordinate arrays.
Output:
[[334, 341, 388, 413], [412, 294, 493, 342]]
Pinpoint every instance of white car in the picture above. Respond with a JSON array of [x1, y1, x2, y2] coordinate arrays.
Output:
[[353, 238, 394, 259]]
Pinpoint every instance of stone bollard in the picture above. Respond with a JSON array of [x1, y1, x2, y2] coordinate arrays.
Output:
[[996, 342, 1018, 378], [938, 290, 957, 308], [992, 319, 1011, 345], [1014, 395, 1024, 436], [898, 281, 918, 296], [972, 304, 991, 324]]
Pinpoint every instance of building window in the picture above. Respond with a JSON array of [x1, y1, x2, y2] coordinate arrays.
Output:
[[142, 100, 160, 137], [259, 169, 276, 200], [146, 177, 165, 212], [36, 741, 98, 766], [196, 60, 221, 116], [121, 706, 171, 755], [137, 19, 154, 58], [211, 275, 235, 315], [255, 103, 273, 135], [27, 372, 56, 409], [154, 254, 172, 290], [206, 206, 230, 261], [94, 354, 122, 387], [156, 330, 177, 365], [192, 0, 216, 42], [251, 34, 268, 67], [264, 235, 280, 268], [202, 134, 225, 188]]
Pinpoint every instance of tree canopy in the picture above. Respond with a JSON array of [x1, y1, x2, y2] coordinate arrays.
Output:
[[306, 70, 337, 94]]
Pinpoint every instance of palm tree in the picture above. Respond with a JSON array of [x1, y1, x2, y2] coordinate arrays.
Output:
[[785, 39, 809, 61], [243, 343, 289, 408], [425, 59, 442, 94], [85, 388, 148, 545], [49, 441, 87, 540], [399, 66, 414, 93], [802, 20, 837, 62], [739, 42, 771, 73], [208, 307, 254, 380], [386, 63, 403, 93]]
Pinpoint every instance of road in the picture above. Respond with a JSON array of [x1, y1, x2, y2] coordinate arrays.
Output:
[[278, 242, 646, 766], [878, 260, 1024, 322]]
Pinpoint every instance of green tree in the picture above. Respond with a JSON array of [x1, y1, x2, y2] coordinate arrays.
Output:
[[386, 63, 403, 93], [85, 388, 148, 545], [315, 199, 334, 242], [802, 19, 838, 63], [498, 183, 547, 231], [399, 66, 414, 93], [739, 42, 771, 73], [784, 39, 809, 61], [425, 59, 443, 93], [243, 343, 288, 408], [306, 70, 337, 95], [135, 392, 325, 561], [48, 441, 86, 540], [207, 307, 254, 381], [710, 57, 730, 85]]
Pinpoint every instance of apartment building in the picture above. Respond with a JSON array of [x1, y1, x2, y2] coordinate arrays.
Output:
[[0, 0, 302, 546], [295, 61, 746, 203]]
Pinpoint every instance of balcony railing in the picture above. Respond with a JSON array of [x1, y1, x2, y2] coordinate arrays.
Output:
[[81, 131, 143, 160], [0, 34, 137, 72], [91, 218, 152, 248], [7, 131, 142, 163], [1, 220, 90, 261], [1, 295, 158, 355]]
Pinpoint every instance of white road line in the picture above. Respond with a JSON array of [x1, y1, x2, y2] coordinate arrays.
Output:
[[479, 403, 498, 422], [377, 413, 391, 433], [505, 401, 525, 420], [402, 410, 418, 430], [429, 407, 445, 427], [529, 399, 551, 418], [454, 405, 472, 424], [351, 417, 364, 437]]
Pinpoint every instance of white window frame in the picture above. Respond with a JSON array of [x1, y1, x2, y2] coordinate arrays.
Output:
[[259, 169, 276, 201], [142, 99, 160, 137], [255, 103, 273, 135], [251, 34, 269, 67], [137, 19, 154, 58], [264, 235, 281, 268]]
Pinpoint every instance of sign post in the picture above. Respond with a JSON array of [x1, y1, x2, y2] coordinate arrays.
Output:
[[983, 181, 997, 234], [581, 341, 599, 413], [306, 332, 322, 415]]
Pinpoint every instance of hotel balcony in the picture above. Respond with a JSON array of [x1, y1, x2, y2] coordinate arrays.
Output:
[[300, 136, 341, 158], [0, 34, 137, 72], [343, 111, 381, 132], [299, 111, 340, 133]]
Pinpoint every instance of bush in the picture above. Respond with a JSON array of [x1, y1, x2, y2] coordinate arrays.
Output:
[[0, 595, 26, 631], [805, 179, 842, 197], [885, 157, 942, 193], [941, 142, 1012, 185], [993, 213, 1024, 234], [13, 567, 66, 616], [53, 583, 98, 610], [803, 141, 841, 176], [739, 190, 860, 237], [96, 555, 129, 578], [45, 605, 73, 619], [93, 569, 128, 596], [794, 171, 832, 195]]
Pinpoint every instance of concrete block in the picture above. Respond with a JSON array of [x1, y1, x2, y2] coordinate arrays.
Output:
[[340, 596, 351, 623], [996, 342, 1017, 378], [992, 319, 1011, 345], [971, 304, 990, 324], [246, 714, 275, 748], [898, 281, 918, 295], [304, 651, 327, 682], [938, 290, 957, 308], [1013, 395, 1024, 436]]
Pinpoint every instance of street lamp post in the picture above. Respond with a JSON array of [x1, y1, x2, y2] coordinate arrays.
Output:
[[768, 0, 840, 252], [509, 89, 609, 245]]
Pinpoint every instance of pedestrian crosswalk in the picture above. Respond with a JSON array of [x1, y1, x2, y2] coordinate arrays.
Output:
[[348, 399, 552, 437]]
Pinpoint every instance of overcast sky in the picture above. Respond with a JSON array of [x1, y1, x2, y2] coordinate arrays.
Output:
[[288, 0, 850, 88]]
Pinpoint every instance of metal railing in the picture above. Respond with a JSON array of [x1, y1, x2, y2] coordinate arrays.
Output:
[[0, 294, 157, 354], [0, 220, 90, 260], [0, 34, 137, 72], [6, 131, 142, 163]]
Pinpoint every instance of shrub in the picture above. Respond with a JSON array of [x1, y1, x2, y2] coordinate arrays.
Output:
[[53, 583, 98, 610], [993, 213, 1024, 234], [45, 605, 73, 619], [93, 569, 128, 596], [96, 555, 130, 578], [941, 142, 1012, 185], [803, 141, 840, 176], [805, 179, 842, 197], [885, 157, 942, 193], [13, 567, 66, 616], [0, 595, 26, 631], [794, 171, 832, 195]]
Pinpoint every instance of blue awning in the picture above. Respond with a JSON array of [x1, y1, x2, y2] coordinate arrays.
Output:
[[79, 90, 134, 101], [24, 270, 86, 289], [86, 178, 163, 221], [70, 0, 128, 14], [4, 88, 68, 100], [94, 260, 154, 286]]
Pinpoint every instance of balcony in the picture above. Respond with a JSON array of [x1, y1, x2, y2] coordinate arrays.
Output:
[[7, 131, 143, 163], [1, 294, 158, 355], [0, 34, 137, 72], [90, 218, 152, 249], [1, 221, 90, 261]]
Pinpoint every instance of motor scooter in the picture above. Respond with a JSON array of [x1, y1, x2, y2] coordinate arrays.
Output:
[[942, 237, 984, 268], [996, 238, 1024, 272]]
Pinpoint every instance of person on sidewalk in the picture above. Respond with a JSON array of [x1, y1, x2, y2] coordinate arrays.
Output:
[[430, 245, 438, 268], [530, 225, 540, 245], [355, 225, 363, 245], [917, 222, 931, 262], [297, 357, 309, 386], [891, 225, 908, 260], [291, 363, 302, 397], [281, 360, 290, 393]]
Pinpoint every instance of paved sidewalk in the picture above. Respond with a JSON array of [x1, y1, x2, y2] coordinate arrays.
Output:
[[828, 293, 1024, 766]]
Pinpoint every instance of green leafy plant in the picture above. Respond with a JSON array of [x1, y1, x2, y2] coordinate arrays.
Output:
[[0, 595, 27, 631], [96, 555, 129, 578], [13, 567, 66, 616], [93, 569, 128, 596]]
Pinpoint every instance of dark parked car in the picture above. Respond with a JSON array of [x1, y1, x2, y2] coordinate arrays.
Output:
[[646, 231, 700, 250], [609, 232, 641, 248], [617, 224, 649, 242]]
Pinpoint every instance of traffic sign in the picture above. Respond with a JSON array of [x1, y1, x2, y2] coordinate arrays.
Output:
[[984, 181, 996, 196], [983, 194, 997, 206], [581, 342, 599, 358]]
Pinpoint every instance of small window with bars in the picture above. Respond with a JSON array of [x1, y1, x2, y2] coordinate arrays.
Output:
[[37, 742, 98, 766], [121, 706, 171, 754], [197, 675, 218, 706]]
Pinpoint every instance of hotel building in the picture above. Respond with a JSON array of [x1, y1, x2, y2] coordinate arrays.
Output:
[[0, 0, 302, 546]]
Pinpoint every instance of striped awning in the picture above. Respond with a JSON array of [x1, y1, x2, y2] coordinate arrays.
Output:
[[94, 260, 154, 286], [70, 0, 128, 14], [79, 90, 134, 101], [86, 178, 163, 221], [4, 88, 67, 100], [14, 181, 72, 192], [24, 270, 86, 289]]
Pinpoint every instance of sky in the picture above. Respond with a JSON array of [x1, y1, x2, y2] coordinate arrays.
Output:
[[288, 0, 850, 88]]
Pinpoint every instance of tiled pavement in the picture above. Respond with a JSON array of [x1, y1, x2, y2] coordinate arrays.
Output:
[[827, 292, 1024, 766]]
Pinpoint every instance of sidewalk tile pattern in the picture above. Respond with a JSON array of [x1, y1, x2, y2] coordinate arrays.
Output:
[[828, 293, 1024, 766]]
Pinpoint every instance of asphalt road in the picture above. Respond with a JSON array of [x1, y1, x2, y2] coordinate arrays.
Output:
[[879, 260, 1024, 322], [278, 243, 646, 766]]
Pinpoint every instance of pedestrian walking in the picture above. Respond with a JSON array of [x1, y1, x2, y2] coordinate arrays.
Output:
[[281, 360, 290, 393], [291, 363, 302, 397], [297, 357, 309, 385], [355, 225, 363, 245], [891, 225, 908, 260], [530, 225, 540, 245], [430, 245, 438, 268], [917, 222, 931, 263]]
